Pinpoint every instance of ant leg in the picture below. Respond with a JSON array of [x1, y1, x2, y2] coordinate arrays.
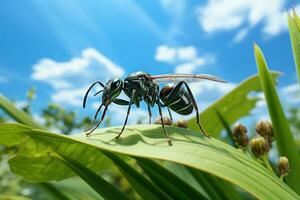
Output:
[[83, 81, 105, 108], [93, 89, 104, 96], [167, 107, 173, 123], [86, 106, 108, 136], [181, 81, 210, 138], [156, 91, 172, 146], [85, 104, 103, 131], [116, 90, 136, 139], [147, 105, 152, 124]]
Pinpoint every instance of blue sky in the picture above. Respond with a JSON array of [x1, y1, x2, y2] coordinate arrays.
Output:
[[0, 0, 299, 126]]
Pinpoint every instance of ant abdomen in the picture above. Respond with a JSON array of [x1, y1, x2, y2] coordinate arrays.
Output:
[[160, 84, 194, 115]]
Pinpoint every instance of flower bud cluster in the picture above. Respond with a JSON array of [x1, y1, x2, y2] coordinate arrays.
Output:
[[175, 120, 188, 129], [155, 117, 172, 126], [232, 123, 249, 149], [255, 121, 274, 151], [250, 137, 268, 158], [278, 156, 291, 178]]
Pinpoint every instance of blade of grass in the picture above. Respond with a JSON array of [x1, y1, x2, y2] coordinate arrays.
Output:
[[50, 152, 130, 200], [137, 158, 208, 200], [39, 183, 71, 200], [254, 43, 300, 194], [0, 94, 44, 129], [215, 110, 237, 148], [288, 10, 300, 86], [102, 151, 171, 200]]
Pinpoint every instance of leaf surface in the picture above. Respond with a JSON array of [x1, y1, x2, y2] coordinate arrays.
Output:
[[254, 44, 300, 194], [0, 123, 299, 200]]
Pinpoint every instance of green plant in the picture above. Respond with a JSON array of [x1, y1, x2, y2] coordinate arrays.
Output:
[[0, 9, 300, 200], [288, 9, 300, 86]]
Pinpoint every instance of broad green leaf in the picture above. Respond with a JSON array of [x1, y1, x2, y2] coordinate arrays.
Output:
[[0, 195, 31, 200], [187, 167, 243, 200], [254, 44, 300, 194], [103, 151, 171, 200], [0, 123, 299, 200], [0, 123, 112, 181], [288, 10, 300, 86], [188, 73, 279, 136], [0, 94, 44, 129], [163, 162, 208, 197], [137, 158, 208, 200], [50, 152, 130, 200]]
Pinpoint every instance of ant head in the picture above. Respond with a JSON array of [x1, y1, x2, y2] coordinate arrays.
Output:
[[102, 78, 123, 104]]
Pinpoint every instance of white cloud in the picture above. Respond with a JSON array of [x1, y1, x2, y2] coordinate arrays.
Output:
[[233, 28, 249, 43], [281, 83, 300, 104], [175, 58, 205, 74], [155, 45, 215, 74], [32, 48, 124, 89], [15, 101, 27, 109], [197, 0, 300, 41], [52, 88, 87, 106], [190, 81, 235, 98], [155, 45, 177, 63], [32, 48, 125, 106], [251, 83, 300, 122], [177, 46, 197, 61]]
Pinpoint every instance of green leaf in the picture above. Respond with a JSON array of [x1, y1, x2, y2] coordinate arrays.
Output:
[[187, 167, 243, 200], [0, 94, 44, 129], [163, 162, 209, 197], [215, 110, 237, 148], [103, 151, 171, 200], [38, 182, 71, 200], [254, 43, 300, 194], [0, 123, 112, 181], [1, 123, 299, 200], [188, 73, 279, 136], [137, 158, 208, 200], [50, 152, 130, 200], [0, 195, 31, 200], [43, 178, 103, 200], [288, 9, 300, 86]]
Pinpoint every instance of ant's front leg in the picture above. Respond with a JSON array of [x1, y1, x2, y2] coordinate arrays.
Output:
[[86, 105, 108, 137], [115, 90, 136, 139]]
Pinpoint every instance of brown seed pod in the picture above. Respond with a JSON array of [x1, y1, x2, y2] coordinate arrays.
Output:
[[175, 120, 188, 129], [278, 156, 291, 177], [232, 123, 249, 148], [250, 137, 268, 158], [155, 117, 172, 126], [255, 121, 274, 138]]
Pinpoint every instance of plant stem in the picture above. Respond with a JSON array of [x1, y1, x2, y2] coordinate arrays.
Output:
[[262, 154, 274, 173], [280, 175, 284, 181]]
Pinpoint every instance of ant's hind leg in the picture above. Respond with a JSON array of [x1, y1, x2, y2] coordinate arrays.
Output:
[[86, 106, 108, 136], [156, 92, 172, 146], [147, 105, 152, 124], [181, 81, 210, 138], [167, 107, 173, 123]]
